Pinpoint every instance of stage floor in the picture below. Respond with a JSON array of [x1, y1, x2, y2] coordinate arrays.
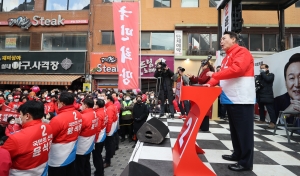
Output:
[[129, 115, 300, 176]]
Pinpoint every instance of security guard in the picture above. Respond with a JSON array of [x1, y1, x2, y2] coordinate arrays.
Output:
[[120, 94, 134, 142]]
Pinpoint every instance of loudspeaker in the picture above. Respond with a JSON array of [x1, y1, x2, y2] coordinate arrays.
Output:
[[137, 117, 169, 144], [120, 161, 159, 176], [200, 116, 210, 131], [231, 3, 242, 33]]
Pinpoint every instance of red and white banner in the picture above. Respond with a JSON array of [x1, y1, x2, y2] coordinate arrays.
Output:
[[113, 2, 139, 90], [0, 103, 20, 123]]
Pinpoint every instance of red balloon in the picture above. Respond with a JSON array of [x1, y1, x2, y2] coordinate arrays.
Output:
[[31, 86, 40, 93]]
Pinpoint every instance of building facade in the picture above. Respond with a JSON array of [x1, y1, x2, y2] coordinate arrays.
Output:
[[0, 0, 299, 91]]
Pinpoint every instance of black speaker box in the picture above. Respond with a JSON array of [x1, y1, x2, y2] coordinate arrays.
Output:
[[137, 117, 169, 144], [120, 161, 159, 176]]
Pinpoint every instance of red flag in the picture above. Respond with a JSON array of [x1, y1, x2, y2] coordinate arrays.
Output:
[[113, 2, 139, 89]]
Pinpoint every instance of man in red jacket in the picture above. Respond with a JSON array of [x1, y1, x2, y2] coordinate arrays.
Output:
[[75, 97, 98, 176], [103, 94, 117, 168], [48, 92, 83, 176], [44, 97, 55, 114], [2, 101, 53, 176], [93, 99, 107, 176], [8, 96, 22, 111]]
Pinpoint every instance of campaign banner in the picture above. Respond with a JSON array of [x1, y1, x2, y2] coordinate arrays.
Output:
[[0, 104, 20, 123], [90, 52, 118, 75], [113, 2, 139, 89], [140, 55, 174, 78], [174, 30, 183, 56], [222, 0, 232, 34]]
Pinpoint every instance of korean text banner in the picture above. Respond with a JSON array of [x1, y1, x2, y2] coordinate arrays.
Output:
[[113, 2, 139, 89], [90, 52, 118, 75], [140, 55, 174, 78], [0, 52, 85, 74]]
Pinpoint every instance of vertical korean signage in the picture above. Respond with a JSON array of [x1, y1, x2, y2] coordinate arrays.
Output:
[[174, 30, 183, 56], [113, 2, 139, 89], [222, 0, 232, 34]]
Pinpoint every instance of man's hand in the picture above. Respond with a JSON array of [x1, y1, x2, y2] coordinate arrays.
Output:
[[291, 100, 300, 112], [202, 84, 211, 87], [206, 71, 214, 77]]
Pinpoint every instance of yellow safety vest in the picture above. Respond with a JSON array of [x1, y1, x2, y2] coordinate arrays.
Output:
[[122, 101, 132, 116]]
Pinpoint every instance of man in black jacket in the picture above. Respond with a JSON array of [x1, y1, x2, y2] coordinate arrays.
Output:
[[255, 64, 277, 128], [154, 61, 175, 119]]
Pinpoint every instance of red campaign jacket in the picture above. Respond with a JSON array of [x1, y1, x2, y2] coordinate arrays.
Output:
[[73, 100, 81, 110], [1, 119, 53, 175], [95, 107, 108, 142], [44, 101, 55, 114], [105, 101, 117, 136], [5, 124, 22, 136], [77, 108, 98, 155], [113, 97, 121, 113], [8, 102, 23, 111], [0, 148, 12, 176], [189, 67, 211, 84], [48, 105, 82, 167]]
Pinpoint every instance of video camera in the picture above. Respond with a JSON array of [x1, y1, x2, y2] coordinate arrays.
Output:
[[201, 55, 212, 67]]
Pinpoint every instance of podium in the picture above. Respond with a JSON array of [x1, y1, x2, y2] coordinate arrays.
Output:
[[172, 86, 221, 176]]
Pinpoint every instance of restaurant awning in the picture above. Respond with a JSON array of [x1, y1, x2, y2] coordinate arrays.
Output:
[[0, 75, 82, 85]]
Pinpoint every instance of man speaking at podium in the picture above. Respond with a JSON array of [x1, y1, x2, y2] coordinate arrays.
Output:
[[204, 31, 255, 172]]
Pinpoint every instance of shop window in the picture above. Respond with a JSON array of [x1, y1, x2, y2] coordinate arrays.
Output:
[[250, 34, 262, 51], [187, 33, 211, 55], [45, 0, 90, 11], [181, 0, 199, 7], [293, 34, 300, 48], [154, 0, 171, 7], [0, 34, 30, 50], [151, 32, 174, 50], [141, 32, 151, 49], [264, 34, 276, 51], [209, 0, 221, 7], [42, 33, 87, 50], [101, 31, 115, 45], [240, 34, 249, 49], [296, 1, 300, 7], [2, 0, 34, 12]]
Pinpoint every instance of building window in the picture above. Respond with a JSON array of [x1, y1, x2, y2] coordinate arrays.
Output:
[[181, 0, 199, 7], [209, 0, 221, 7], [151, 32, 174, 50], [42, 33, 87, 50], [141, 32, 151, 49], [154, 0, 171, 7], [188, 33, 214, 55], [293, 34, 300, 48], [264, 34, 276, 51], [2, 0, 34, 12], [250, 34, 262, 51], [101, 31, 115, 45], [296, 1, 300, 7], [0, 34, 30, 50], [45, 0, 90, 11]]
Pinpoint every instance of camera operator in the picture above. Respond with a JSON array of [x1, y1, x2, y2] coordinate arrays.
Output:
[[154, 61, 175, 119], [173, 67, 190, 119], [255, 64, 276, 128]]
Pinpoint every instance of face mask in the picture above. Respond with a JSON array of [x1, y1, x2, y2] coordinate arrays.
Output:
[[125, 97, 130, 101], [137, 100, 142, 103], [99, 97, 105, 100], [46, 100, 51, 103], [10, 120, 15, 125], [51, 93, 55, 96], [107, 91, 110, 94], [8, 97, 13, 100], [97, 96, 102, 99], [260, 69, 266, 73], [23, 92, 28, 94], [150, 96, 154, 99], [74, 92, 77, 95], [118, 97, 121, 100], [14, 99, 19, 102]]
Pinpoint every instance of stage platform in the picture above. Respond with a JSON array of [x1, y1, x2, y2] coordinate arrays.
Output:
[[129, 114, 300, 176]]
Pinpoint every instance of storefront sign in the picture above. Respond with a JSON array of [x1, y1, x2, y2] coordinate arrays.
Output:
[[3, 15, 88, 30], [90, 52, 118, 75], [0, 52, 85, 74], [113, 2, 140, 89], [174, 30, 183, 56], [140, 55, 174, 78]]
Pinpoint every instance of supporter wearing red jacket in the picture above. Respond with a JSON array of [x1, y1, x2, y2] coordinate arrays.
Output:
[[2, 101, 53, 176], [75, 97, 98, 176], [0, 147, 11, 176], [44, 97, 55, 114], [103, 94, 117, 168], [48, 92, 83, 176], [8, 96, 22, 111], [5, 116, 22, 136], [92, 99, 107, 176]]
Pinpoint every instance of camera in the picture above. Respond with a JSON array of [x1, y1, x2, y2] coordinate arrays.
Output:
[[201, 55, 212, 67], [255, 75, 263, 92], [156, 61, 167, 71]]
